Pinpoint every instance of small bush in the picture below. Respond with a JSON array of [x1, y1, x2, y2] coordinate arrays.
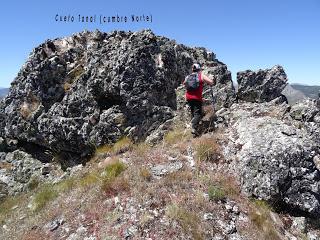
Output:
[[195, 138, 221, 162], [102, 175, 130, 197], [166, 204, 203, 240], [133, 142, 151, 159], [164, 128, 192, 145], [139, 167, 152, 181], [56, 177, 77, 192], [112, 137, 133, 154], [101, 161, 128, 196], [27, 176, 40, 191], [103, 161, 127, 179], [79, 172, 101, 187], [33, 185, 58, 211], [208, 185, 226, 201], [93, 137, 133, 160], [95, 144, 113, 156], [249, 200, 280, 240]]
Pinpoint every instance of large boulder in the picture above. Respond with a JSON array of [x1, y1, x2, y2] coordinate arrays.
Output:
[[224, 100, 320, 216], [0, 29, 235, 161], [237, 65, 288, 103]]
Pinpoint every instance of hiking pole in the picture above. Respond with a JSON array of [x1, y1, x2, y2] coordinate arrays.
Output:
[[210, 86, 215, 112]]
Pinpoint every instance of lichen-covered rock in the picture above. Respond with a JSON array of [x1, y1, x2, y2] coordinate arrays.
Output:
[[0, 150, 62, 199], [0, 180, 8, 201], [0, 29, 235, 162], [224, 100, 320, 216], [237, 65, 288, 103], [290, 98, 320, 122], [202, 63, 236, 109]]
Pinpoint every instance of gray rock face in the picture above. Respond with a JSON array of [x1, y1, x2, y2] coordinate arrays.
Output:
[[0, 150, 61, 198], [224, 100, 320, 216], [290, 98, 320, 122], [237, 65, 288, 103], [0, 29, 235, 161]]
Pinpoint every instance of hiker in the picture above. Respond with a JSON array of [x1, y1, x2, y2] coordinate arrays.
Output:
[[183, 63, 216, 137]]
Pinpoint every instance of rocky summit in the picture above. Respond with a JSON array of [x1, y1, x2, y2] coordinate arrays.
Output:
[[237, 65, 288, 103], [1, 30, 320, 239], [0, 29, 235, 164]]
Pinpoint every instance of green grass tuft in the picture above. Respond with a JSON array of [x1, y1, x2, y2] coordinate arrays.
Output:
[[195, 138, 221, 162], [249, 199, 280, 240], [164, 128, 191, 145], [79, 172, 101, 187], [101, 161, 129, 196], [166, 204, 204, 240], [208, 185, 226, 201], [33, 185, 59, 211]]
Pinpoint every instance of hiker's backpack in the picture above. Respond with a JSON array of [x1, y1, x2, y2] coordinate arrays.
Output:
[[184, 73, 200, 91]]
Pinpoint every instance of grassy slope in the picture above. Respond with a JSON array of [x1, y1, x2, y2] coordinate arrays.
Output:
[[0, 128, 312, 240]]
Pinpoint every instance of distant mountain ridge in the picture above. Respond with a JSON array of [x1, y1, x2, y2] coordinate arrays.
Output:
[[291, 84, 320, 99], [0, 88, 9, 99], [282, 84, 320, 104]]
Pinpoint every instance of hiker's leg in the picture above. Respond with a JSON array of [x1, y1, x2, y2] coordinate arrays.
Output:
[[188, 100, 195, 119], [191, 101, 202, 136]]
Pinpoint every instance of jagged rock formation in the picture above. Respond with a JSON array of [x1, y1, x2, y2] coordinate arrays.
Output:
[[0, 29, 235, 162], [1, 29, 320, 227], [290, 98, 320, 122], [237, 65, 288, 103], [220, 97, 320, 216]]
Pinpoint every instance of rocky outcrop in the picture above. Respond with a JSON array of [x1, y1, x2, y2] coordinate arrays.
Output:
[[290, 98, 320, 122], [0, 29, 235, 161], [237, 65, 288, 103], [0, 150, 63, 197], [222, 99, 320, 216], [2, 29, 320, 222]]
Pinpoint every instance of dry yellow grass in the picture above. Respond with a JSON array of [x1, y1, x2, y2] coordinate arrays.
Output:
[[166, 204, 204, 240], [249, 200, 281, 240], [194, 137, 221, 163]]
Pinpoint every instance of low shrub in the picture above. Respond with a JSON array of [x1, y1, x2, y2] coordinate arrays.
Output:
[[101, 161, 129, 196], [195, 137, 221, 162], [112, 137, 133, 154], [93, 137, 133, 161], [139, 167, 152, 181], [164, 128, 192, 145], [208, 185, 226, 201], [27, 176, 40, 191], [33, 185, 59, 211], [249, 200, 280, 240], [79, 172, 101, 188], [166, 204, 203, 240]]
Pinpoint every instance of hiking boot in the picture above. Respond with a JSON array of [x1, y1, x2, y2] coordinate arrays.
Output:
[[191, 128, 200, 138]]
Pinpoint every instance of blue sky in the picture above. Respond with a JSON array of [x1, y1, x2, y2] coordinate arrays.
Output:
[[0, 0, 319, 87]]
